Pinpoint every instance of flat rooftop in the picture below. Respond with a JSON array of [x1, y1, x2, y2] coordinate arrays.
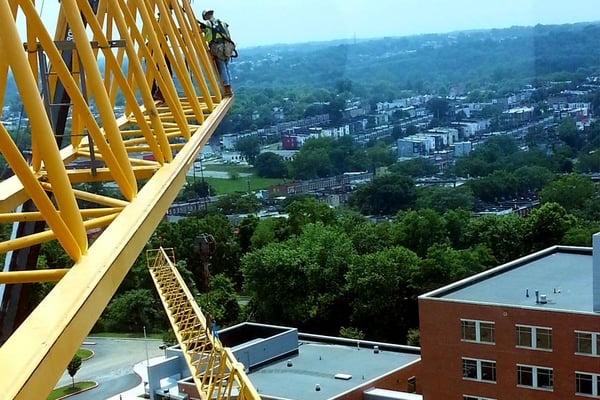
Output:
[[248, 336, 420, 400], [422, 246, 596, 314]]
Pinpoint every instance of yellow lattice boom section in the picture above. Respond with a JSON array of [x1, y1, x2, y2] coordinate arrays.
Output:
[[0, 0, 234, 398], [147, 248, 260, 400]]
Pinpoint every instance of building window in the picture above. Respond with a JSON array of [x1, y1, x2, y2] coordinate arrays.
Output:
[[407, 376, 416, 393], [463, 396, 496, 400], [516, 325, 552, 350], [517, 364, 553, 390], [576, 372, 600, 397], [575, 331, 600, 356], [461, 319, 495, 344], [462, 358, 496, 383]]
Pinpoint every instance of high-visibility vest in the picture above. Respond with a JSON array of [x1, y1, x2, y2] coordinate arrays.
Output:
[[203, 19, 229, 43]]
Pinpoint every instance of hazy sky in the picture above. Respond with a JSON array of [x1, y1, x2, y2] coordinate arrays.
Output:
[[24, 0, 600, 48], [197, 0, 600, 48]]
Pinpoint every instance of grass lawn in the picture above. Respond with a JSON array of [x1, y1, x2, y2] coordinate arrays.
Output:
[[186, 164, 286, 195], [77, 348, 93, 360], [200, 164, 254, 173], [186, 164, 288, 195], [48, 381, 96, 400], [203, 175, 285, 195]]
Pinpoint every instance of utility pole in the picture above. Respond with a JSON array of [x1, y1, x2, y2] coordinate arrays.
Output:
[[143, 326, 149, 366]]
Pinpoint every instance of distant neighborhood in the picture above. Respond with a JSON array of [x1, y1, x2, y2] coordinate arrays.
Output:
[[2, 71, 597, 219], [189, 77, 594, 215], [217, 79, 595, 168]]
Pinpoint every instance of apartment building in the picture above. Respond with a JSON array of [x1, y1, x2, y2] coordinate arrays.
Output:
[[418, 234, 600, 400]]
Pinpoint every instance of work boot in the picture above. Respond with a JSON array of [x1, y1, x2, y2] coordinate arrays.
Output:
[[223, 85, 233, 97]]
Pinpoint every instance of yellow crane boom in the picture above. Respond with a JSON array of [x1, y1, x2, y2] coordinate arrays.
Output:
[[0, 0, 237, 398], [147, 248, 260, 400]]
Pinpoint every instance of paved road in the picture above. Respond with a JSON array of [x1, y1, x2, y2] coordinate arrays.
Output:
[[55, 337, 164, 400], [186, 166, 252, 179]]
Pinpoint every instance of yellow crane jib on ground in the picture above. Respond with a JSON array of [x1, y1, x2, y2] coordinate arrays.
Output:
[[0, 0, 233, 398], [147, 247, 260, 400]]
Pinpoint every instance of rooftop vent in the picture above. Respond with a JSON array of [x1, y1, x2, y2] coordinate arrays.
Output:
[[335, 373, 352, 380], [315, 384, 321, 391], [373, 345, 380, 354], [539, 294, 547, 304]]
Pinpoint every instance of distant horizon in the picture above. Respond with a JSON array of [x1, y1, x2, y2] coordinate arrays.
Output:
[[234, 19, 600, 50]]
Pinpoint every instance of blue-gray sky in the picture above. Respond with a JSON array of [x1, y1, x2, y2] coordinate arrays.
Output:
[[22, 0, 600, 48], [198, 0, 600, 48]]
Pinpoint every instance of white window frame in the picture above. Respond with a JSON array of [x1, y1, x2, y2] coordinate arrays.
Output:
[[516, 364, 554, 391], [516, 324, 552, 350], [575, 330, 600, 357], [462, 357, 496, 383], [575, 371, 600, 397], [461, 319, 495, 344], [463, 396, 496, 400]]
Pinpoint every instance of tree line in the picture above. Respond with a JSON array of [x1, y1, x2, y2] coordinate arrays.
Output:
[[3, 115, 600, 345], [0, 184, 596, 344], [91, 193, 593, 345], [90, 116, 600, 342]]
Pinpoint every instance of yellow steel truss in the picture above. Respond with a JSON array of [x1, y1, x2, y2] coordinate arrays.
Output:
[[147, 248, 260, 400], [0, 0, 235, 398]]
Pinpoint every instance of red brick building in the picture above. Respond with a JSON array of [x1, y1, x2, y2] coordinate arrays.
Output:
[[419, 237, 600, 400]]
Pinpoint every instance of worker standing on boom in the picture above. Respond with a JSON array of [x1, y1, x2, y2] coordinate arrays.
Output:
[[199, 9, 236, 97]]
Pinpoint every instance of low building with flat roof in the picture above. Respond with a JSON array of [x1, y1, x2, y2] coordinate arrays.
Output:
[[148, 322, 421, 400], [248, 332, 421, 400], [418, 235, 600, 400]]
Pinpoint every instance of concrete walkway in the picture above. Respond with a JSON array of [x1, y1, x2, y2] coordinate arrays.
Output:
[[105, 358, 156, 400], [54, 337, 164, 400]]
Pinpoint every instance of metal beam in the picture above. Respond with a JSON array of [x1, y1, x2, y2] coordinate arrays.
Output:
[[0, 97, 232, 399], [0, 269, 69, 284], [0, 0, 234, 396]]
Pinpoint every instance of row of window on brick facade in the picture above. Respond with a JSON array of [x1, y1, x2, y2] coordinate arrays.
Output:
[[462, 359, 600, 396], [460, 319, 600, 355]]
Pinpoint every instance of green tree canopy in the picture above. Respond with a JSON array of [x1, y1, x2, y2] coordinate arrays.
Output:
[[285, 197, 337, 236], [426, 98, 451, 123], [235, 136, 261, 165], [289, 138, 334, 180], [67, 354, 82, 388], [241, 242, 311, 326], [178, 178, 213, 200], [524, 202, 576, 251], [558, 117, 583, 151], [348, 174, 417, 215], [465, 214, 526, 264], [254, 152, 288, 178], [392, 209, 448, 257], [250, 217, 289, 250], [418, 243, 492, 293], [389, 157, 438, 177], [468, 170, 519, 202], [538, 173, 596, 215], [210, 193, 261, 215], [416, 186, 474, 212], [346, 246, 420, 342], [197, 273, 241, 327], [100, 288, 164, 333], [242, 222, 356, 333]]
